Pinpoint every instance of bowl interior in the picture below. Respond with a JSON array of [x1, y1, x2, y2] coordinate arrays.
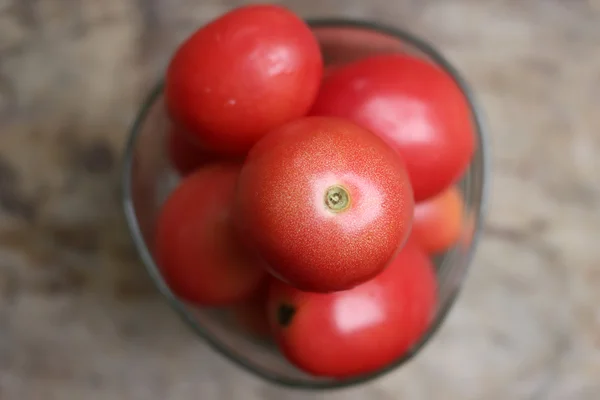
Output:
[[122, 20, 489, 390]]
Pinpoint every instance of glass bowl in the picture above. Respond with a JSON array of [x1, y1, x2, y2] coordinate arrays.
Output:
[[121, 19, 490, 390]]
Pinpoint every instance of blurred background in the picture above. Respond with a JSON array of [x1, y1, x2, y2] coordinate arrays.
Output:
[[0, 0, 599, 399]]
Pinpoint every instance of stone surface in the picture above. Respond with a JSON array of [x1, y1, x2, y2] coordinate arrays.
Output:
[[0, 0, 599, 399]]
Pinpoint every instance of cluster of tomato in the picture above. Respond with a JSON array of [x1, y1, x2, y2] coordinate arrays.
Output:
[[155, 4, 475, 379]]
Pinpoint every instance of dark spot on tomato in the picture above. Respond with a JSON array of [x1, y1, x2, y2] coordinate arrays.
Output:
[[276, 303, 296, 327]]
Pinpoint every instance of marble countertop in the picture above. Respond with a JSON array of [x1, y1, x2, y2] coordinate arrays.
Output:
[[1, 0, 599, 399]]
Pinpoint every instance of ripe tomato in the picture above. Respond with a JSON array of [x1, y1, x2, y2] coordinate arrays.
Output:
[[165, 4, 323, 156], [323, 65, 340, 79], [235, 116, 414, 293], [155, 163, 265, 306], [412, 185, 465, 255], [267, 240, 437, 379], [231, 280, 271, 338], [166, 125, 213, 176], [310, 54, 475, 202]]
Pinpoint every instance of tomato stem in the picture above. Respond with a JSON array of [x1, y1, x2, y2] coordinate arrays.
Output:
[[277, 304, 296, 327], [324, 185, 350, 213]]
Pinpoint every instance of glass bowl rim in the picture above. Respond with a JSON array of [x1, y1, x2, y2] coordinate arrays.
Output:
[[121, 18, 492, 391]]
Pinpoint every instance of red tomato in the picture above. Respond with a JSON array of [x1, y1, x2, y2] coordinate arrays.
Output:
[[235, 116, 414, 293], [267, 240, 437, 379], [323, 64, 343, 79], [166, 125, 213, 176], [231, 280, 271, 338], [155, 163, 265, 306], [310, 54, 475, 202], [412, 185, 465, 255], [165, 4, 323, 156]]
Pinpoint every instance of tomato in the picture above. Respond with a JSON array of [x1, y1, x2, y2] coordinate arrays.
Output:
[[165, 4, 323, 156], [412, 185, 465, 255], [267, 240, 437, 379], [231, 280, 271, 338], [166, 125, 213, 176], [323, 64, 340, 79], [310, 53, 475, 202], [234, 116, 413, 293], [155, 163, 265, 306]]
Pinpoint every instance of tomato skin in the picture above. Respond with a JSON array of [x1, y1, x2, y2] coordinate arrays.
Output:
[[165, 4, 323, 156], [412, 185, 465, 255], [323, 65, 340, 79], [167, 125, 242, 176], [267, 240, 437, 379], [155, 163, 265, 306], [167, 125, 213, 176], [310, 54, 475, 202], [235, 116, 414, 293]]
